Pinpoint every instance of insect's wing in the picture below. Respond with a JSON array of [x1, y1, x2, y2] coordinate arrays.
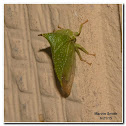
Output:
[[61, 42, 76, 97], [42, 32, 75, 97], [52, 40, 75, 97]]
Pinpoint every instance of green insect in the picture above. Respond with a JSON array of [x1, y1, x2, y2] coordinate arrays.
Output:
[[38, 20, 95, 97]]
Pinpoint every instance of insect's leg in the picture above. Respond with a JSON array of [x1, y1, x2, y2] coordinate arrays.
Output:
[[74, 19, 88, 36], [75, 47, 92, 65], [53, 29, 56, 32], [58, 25, 64, 29], [75, 43, 96, 57], [38, 34, 42, 36]]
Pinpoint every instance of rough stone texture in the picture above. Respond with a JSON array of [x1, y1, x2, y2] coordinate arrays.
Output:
[[4, 4, 122, 122]]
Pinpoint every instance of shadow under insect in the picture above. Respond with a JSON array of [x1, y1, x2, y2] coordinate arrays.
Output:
[[39, 47, 68, 98]]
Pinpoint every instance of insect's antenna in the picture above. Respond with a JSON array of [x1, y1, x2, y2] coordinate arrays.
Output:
[[82, 19, 88, 25], [38, 34, 43, 36], [78, 19, 88, 36], [74, 19, 88, 36]]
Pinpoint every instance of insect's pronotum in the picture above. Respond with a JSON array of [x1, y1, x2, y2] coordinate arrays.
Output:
[[38, 20, 95, 97]]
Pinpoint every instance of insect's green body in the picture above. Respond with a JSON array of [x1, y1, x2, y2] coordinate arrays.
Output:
[[42, 29, 76, 88], [39, 20, 95, 97]]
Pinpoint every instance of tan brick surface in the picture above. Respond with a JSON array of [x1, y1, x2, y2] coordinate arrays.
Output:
[[4, 4, 122, 122]]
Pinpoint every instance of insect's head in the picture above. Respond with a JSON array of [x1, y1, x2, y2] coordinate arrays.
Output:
[[71, 38, 76, 43], [74, 32, 79, 36]]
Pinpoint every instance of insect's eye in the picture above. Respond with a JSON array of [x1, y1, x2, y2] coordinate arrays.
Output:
[[71, 38, 76, 43]]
